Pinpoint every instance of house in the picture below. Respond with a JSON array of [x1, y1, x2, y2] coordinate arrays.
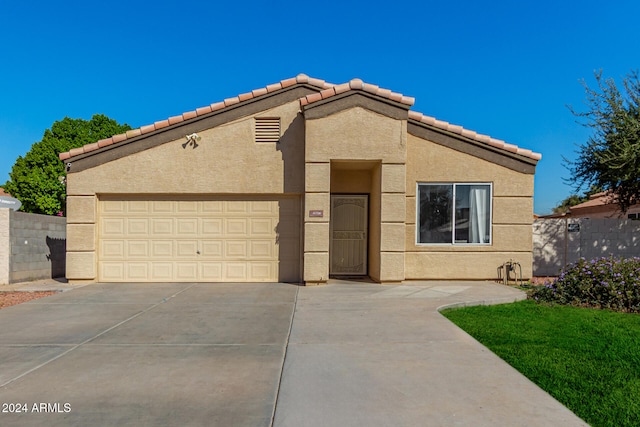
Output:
[[568, 191, 640, 219], [59, 74, 540, 285]]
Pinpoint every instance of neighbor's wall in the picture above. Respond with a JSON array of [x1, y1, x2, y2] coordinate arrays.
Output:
[[65, 100, 304, 283], [405, 134, 535, 280], [0, 210, 9, 284], [534, 218, 640, 276], [0, 210, 66, 285]]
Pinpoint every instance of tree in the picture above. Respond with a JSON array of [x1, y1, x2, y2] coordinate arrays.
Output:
[[552, 194, 587, 215], [552, 185, 603, 215], [566, 70, 640, 212], [3, 115, 131, 215]]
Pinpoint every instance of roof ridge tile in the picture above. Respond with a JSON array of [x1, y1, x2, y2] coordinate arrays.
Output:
[[407, 111, 542, 161], [58, 75, 541, 163]]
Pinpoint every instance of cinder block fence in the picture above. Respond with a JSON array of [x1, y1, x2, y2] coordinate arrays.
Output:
[[533, 218, 640, 277], [0, 210, 66, 285]]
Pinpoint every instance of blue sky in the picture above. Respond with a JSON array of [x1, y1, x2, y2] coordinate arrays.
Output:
[[1, 0, 638, 214]]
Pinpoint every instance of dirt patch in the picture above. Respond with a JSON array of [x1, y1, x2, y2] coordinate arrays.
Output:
[[530, 276, 558, 285], [0, 291, 58, 309]]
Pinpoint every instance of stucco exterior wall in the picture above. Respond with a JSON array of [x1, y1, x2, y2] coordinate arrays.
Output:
[[405, 134, 534, 279], [305, 107, 406, 164], [67, 101, 304, 196], [66, 101, 304, 282], [63, 87, 538, 284], [303, 106, 406, 283]]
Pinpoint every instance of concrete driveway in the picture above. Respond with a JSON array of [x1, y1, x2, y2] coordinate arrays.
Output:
[[0, 282, 587, 426]]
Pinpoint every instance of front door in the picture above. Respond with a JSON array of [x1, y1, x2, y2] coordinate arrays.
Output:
[[330, 195, 368, 276]]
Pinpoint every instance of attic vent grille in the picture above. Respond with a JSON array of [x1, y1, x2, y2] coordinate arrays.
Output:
[[255, 117, 280, 143]]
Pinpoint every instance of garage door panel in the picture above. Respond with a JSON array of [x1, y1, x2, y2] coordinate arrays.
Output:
[[201, 263, 223, 280], [177, 241, 198, 257], [128, 201, 149, 213], [250, 263, 274, 281], [150, 263, 173, 280], [152, 241, 173, 257], [102, 200, 126, 213], [225, 240, 248, 258], [128, 241, 149, 257], [250, 201, 276, 214], [102, 218, 125, 235], [251, 241, 274, 258], [176, 201, 197, 213], [152, 218, 173, 234], [177, 218, 198, 234], [201, 241, 222, 257], [250, 218, 274, 235], [176, 263, 198, 280], [227, 201, 249, 213], [152, 201, 173, 213], [127, 263, 149, 279], [225, 263, 247, 280], [101, 241, 125, 258], [202, 201, 223, 212], [99, 197, 300, 282], [127, 219, 149, 234], [202, 219, 223, 236], [225, 218, 248, 235], [101, 262, 124, 280]]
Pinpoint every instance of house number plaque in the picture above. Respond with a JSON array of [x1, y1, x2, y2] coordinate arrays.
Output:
[[309, 210, 324, 217]]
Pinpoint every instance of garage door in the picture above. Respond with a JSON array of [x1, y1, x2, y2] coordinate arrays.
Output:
[[98, 197, 300, 282]]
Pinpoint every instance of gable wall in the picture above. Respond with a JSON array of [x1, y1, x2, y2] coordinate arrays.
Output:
[[303, 106, 406, 283], [67, 100, 304, 196], [405, 133, 534, 279]]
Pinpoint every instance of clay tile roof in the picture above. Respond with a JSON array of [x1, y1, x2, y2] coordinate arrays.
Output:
[[299, 77, 415, 108], [59, 74, 541, 163], [0, 187, 9, 197], [407, 111, 542, 161], [570, 191, 616, 209], [58, 74, 332, 161]]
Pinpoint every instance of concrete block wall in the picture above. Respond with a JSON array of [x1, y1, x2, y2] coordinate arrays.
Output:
[[0, 210, 66, 284], [533, 218, 640, 276], [0, 210, 9, 284]]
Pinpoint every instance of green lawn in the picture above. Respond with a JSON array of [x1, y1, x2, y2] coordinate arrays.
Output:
[[441, 300, 640, 427]]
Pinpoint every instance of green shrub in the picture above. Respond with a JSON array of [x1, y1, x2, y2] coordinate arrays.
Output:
[[529, 257, 640, 312]]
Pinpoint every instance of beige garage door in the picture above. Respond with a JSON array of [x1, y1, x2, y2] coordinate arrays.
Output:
[[98, 197, 300, 282]]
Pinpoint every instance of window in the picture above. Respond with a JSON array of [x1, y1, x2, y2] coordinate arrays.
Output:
[[417, 183, 492, 244]]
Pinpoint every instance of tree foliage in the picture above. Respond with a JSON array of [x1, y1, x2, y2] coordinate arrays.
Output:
[[566, 70, 640, 212], [552, 194, 587, 214], [3, 115, 131, 215], [552, 185, 602, 214]]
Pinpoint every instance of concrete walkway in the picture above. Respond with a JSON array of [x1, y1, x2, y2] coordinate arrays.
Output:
[[0, 281, 588, 426]]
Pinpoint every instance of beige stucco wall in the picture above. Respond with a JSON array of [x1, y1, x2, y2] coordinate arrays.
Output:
[[405, 134, 534, 279], [67, 101, 304, 196], [303, 106, 406, 283], [65, 94, 536, 283], [305, 107, 406, 164], [66, 101, 305, 282]]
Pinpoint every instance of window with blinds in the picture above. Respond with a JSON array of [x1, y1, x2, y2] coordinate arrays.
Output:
[[255, 117, 280, 143]]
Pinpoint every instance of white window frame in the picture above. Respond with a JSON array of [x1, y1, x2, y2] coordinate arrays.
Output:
[[416, 182, 493, 246]]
